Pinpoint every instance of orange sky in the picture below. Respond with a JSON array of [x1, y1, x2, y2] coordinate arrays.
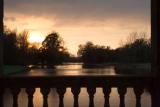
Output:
[[4, 0, 151, 55]]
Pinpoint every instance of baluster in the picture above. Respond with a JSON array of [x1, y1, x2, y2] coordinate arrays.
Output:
[[0, 88, 4, 107], [10, 88, 21, 107], [71, 86, 81, 107], [118, 87, 127, 107], [87, 86, 96, 107], [26, 88, 35, 107], [148, 87, 154, 107], [56, 87, 66, 107], [134, 87, 144, 107], [40, 88, 50, 107], [103, 86, 111, 107]]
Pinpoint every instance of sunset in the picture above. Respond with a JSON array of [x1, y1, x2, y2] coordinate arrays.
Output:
[[28, 31, 45, 43], [1, 0, 160, 107], [4, 0, 150, 55]]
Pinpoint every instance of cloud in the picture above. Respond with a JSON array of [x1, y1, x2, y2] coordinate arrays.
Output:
[[4, 0, 150, 34], [4, 0, 150, 24], [4, 16, 16, 21], [4, 0, 151, 55]]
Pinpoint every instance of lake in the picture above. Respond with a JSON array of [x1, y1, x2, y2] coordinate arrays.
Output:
[[4, 63, 151, 107], [14, 63, 151, 76]]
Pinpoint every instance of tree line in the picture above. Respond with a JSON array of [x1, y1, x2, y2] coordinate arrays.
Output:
[[3, 27, 70, 66], [3, 27, 151, 66], [77, 32, 151, 64]]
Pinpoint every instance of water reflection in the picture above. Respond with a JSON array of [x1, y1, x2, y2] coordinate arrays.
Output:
[[16, 63, 118, 76], [15, 63, 150, 77]]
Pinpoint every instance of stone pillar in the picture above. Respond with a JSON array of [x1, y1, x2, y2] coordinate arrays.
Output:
[[151, 0, 160, 106], [0, 0, 4, 75]]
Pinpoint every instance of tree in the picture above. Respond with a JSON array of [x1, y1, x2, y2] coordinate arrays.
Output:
[[17, 30, 29, 51], [16, 30, 30, 65], [78, 41, 111, 64], [3, 29, 18, 64], [115, 32, 151, 63], [41, 32, 68, 66], [27, 46, 40, 65], [78, 32, 151, 64]]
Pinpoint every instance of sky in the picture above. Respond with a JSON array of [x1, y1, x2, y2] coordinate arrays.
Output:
[[4, 0, 151, 55]]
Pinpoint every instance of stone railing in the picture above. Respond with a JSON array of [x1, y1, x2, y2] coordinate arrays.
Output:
[[0, 75, 153, 107]]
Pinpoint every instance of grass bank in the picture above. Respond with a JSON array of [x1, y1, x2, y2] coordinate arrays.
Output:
[[3, 65, 29, 75]]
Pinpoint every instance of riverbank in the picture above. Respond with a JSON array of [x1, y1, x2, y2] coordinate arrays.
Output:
[[3, 65, 29, 75], [82, 63, 150, 68], [114, 63, 151, 74], [82, 63, 151, 74]]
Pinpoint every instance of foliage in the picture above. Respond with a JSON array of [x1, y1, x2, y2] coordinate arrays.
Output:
[[78, 32, 151, 64], [3, 28, 18, 64], [3, 28, 40, 65], [3, 28, 151, 66], [115, 36, 151, 63], [40, 32, 69, 65], [3, 28, 70, 66], [78, 42, 111, 63], [16, 31, 30, 64]]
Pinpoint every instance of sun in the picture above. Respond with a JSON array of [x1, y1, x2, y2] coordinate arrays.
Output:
[[28, 31, 45, 43]]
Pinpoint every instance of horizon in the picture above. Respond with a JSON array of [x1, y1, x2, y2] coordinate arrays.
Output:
[[4, 0, 151, 55]]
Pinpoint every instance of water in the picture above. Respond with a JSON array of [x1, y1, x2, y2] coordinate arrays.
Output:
[[4, 63, 151, 107], [15, 63, 117, 76], [14, 63, 151, 77]]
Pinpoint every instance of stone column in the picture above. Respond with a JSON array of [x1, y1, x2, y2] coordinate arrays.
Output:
[[151, 0, 160, 106], [0, 0, 4, 75]]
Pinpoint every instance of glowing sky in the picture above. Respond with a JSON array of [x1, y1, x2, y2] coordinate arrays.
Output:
[[4, 0, 150, 55]]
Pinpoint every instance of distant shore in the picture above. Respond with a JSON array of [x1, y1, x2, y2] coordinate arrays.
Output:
[[82, 62, 150, 68]]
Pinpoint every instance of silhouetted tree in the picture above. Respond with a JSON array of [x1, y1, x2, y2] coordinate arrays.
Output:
[[3, 28, 40, 65], [17, 31, 29, 51], [27, 46, 40, 65], [3, 27, 71, 66], [40, 32, 68, 66], [78, 42, 111, 64], [115, 32, 151, 63], [3, 28, 18, 64], [16, 30, 30, 65], [78, 32, 151, 64]]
